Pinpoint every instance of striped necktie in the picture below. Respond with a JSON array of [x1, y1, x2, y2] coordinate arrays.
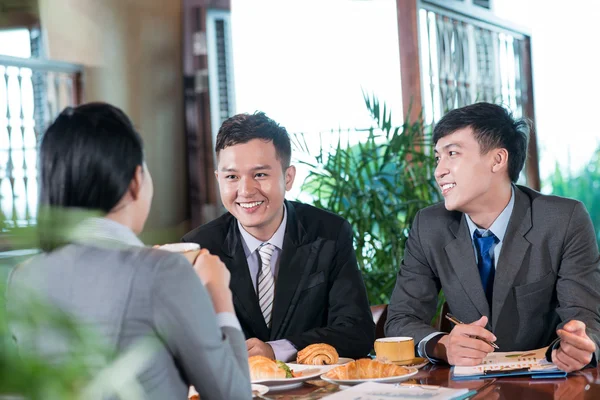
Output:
[[257, 243, 276, 328]]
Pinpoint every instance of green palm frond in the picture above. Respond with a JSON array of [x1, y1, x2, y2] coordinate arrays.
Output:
[[293, 94, 441, 304]]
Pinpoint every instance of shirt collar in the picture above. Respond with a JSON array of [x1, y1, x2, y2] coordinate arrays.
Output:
[[69, 217, 145, 248], [465, 186, 515, 242], [238, 205, 287, 255]]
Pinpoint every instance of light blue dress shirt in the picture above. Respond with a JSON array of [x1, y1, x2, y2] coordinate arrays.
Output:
[[237, 206, 298, 362], [464, 187, 515, 267], [418, 187, 515, 362]]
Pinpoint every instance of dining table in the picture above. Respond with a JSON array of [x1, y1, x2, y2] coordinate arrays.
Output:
[[257, 364, 600, 400]]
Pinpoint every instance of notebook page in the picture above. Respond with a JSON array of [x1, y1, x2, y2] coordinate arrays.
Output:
[[453, 346, 558, 376], [322, 382, 472, 400]]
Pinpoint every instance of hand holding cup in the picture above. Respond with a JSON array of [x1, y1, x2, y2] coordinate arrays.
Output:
[[157, 243, 202, 264], [192, 250, 234, 314]]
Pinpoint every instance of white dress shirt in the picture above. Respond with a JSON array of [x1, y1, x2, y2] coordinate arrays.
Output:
[[237, 206, 298, 362]]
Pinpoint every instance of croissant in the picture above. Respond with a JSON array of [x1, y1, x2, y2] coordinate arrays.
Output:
[[297, 343, 339, 365], [248, 356, 287, 380], [324, 359, 409, 380]]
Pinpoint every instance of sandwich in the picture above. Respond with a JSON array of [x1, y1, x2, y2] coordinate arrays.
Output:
[[248, 356, 294, 380]]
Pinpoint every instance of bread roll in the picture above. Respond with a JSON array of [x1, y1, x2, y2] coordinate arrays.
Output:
[[297, 343, 339, 365], [324, 359, 409, 380], [248, 356, 287, 380]]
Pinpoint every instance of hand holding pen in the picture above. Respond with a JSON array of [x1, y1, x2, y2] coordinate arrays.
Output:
[[433, 314, 498, 366], [445, 314, 500, 350]]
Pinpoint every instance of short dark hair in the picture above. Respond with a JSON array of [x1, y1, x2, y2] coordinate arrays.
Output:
[[38, 102, 144, 250], [433, 102, 529, 182], [215, 112, 291, 168]]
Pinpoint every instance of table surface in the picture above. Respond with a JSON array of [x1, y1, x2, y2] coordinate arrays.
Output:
[[259, 364, 600, 400]]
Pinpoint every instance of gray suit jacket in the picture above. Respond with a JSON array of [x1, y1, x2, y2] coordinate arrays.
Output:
[[6, 218, 252, 400], [385, 185, 600, 362]]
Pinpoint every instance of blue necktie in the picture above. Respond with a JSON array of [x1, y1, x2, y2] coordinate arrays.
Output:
[[473, 231, 498, 305]]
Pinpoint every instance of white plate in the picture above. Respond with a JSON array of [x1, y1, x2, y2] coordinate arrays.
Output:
[[265, 381, 303, 391], [190, 384, 269, 398], [407, 359, 429, 370], [320, 367, 419, 386], [384, 357, 429, 370], [251, 364, 326, 389], [251, 384, 269, 397]]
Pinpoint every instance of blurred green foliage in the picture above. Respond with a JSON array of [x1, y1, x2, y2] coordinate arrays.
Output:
[[1, 281, 158, 399], [547, 146, 600, 247], [0, 210, 155, 399]]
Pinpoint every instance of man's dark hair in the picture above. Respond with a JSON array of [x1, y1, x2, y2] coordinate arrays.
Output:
[[433, 102, 529, 183], [215, 112, 291, 169], [38, 102, 144, 250]]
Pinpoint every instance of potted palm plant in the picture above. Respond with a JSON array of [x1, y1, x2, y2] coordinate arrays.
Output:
[[293, 93, 441, 305]]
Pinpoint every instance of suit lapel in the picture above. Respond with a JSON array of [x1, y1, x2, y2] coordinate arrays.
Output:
[[222, 220, 270, 340], [445, 214, 491, 318], [491, 186, 533, 328], [270, 201, 318, 340]]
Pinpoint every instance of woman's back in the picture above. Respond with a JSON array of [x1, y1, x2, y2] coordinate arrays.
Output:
[[7, 218, 251, 399]]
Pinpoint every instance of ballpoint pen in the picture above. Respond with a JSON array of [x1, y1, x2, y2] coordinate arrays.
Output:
[[445, 313, 500, 350]]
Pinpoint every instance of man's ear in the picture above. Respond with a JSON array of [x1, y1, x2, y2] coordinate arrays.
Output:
[[492, 148, 509, 173], [129, 165, 144, 200], [285, 165, 296, 191]]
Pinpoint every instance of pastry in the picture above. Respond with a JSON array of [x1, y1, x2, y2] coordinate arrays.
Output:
[[248, 356, 293, 380], [296, 343, 339, 365], [324, 359, 409, 380]]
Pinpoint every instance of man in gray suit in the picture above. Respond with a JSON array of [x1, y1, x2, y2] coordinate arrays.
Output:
[[385, 102, 600, 372]]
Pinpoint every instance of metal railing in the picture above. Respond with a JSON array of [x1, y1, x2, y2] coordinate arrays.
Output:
[[0, 55, 83, 228]]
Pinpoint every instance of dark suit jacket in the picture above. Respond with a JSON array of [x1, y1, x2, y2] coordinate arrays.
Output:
[[385, 185, 600, 362], [182, 200, 375, 358]]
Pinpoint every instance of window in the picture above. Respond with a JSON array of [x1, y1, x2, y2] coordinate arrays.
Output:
[[0, 29, 82, 229], [230, 0, 402, 200], [0, 29, 36, 227]]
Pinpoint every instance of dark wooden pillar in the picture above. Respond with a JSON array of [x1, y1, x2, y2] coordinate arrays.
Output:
[[396, 0, 423, 124], [520, 36, 540, 191], [182, 0, 230, 228], [0, 0, 39, 29]]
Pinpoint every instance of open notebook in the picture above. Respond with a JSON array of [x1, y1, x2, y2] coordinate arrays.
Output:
[[451, 346, 566, 380]]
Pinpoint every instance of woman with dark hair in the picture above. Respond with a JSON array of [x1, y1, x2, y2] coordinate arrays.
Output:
[[6, 103, 252, 399]]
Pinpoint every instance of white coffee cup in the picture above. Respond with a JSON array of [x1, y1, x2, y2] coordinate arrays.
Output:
[[158, 243, 201, 263], [374, 336, 415, 363]]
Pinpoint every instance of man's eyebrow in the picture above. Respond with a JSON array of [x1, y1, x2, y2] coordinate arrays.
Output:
[[219, 165, 273, 172], [434, 143, 462, 153]]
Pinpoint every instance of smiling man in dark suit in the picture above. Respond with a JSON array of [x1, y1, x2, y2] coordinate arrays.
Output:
[[385, 102, 600, 372], [182, 112, 374, 362]]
